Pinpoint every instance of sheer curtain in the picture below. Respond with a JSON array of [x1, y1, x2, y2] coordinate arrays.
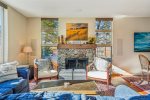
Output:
[[0, 4, 8, 64]]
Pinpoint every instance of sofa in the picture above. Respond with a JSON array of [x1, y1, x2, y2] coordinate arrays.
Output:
[[0, 65, 30, 96], [0, 85, 150, 100]]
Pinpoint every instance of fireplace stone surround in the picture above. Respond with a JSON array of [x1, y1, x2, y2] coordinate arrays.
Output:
[[58, 44, 96, 69]]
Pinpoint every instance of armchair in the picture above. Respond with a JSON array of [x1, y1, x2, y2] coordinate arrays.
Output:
[[86, 57, 112, 88], [139, 54, 150, 84], [34, 59, 58, 83]]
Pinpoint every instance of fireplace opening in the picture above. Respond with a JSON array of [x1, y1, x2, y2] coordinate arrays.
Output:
[[65, 58, 88, 69]]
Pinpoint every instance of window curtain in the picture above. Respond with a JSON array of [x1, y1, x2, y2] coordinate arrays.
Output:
[[0, 2, 8, 63]]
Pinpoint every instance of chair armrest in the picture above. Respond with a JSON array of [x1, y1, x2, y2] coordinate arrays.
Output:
[[34, 63, 38, 82], [17, 67, 30, 81], [51, 61, 58, 71], [107, 63, 112, 73], [86, 63, 94, 72], [86, 63, 95, 79]]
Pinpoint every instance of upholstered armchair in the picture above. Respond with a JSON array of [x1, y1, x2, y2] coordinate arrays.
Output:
[[34, 59, 58, 83], [86, 57, 112, 88]]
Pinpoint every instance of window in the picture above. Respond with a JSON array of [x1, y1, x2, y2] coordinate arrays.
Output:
[[41, 18, 58, 58], [0, 2, 8, 63], [95, 18, 113, 61]]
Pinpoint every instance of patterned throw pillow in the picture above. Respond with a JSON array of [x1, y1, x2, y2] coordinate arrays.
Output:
[[94, 57, 109, 71], [0, 61, 19, 83], [35, 59, 51, 71]]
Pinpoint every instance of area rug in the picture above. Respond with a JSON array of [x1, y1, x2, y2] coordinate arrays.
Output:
[[29, 80, 115, 96], [29, 80, 37, 90], [95, 81, 115, 96], [122, 76, 150, 94]]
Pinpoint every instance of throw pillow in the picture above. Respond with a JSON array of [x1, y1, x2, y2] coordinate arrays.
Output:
[[35, 59, 51, 71], [0, 61, 19, 83], [94, 57, 109, 71]]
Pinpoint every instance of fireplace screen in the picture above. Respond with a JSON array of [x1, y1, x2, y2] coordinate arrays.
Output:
[[65, 58, 88, 69]]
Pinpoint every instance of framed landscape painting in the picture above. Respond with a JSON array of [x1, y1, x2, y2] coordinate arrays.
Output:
[[66, 23, 88, 41], [134, 32, 150, 52]]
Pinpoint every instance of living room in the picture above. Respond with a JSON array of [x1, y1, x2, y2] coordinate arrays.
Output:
[[0, 0, 150, 100]]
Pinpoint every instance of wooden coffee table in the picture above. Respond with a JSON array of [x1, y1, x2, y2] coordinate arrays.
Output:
[[32, 80, 100, 95]]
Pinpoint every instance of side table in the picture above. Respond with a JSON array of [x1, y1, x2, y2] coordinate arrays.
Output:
[[29, 65, 34, 80]]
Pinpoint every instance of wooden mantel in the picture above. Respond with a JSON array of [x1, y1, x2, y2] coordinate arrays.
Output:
[[57, 44, 97, 49]]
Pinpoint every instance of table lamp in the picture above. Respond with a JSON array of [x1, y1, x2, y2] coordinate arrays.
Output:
[[23, 46, 32, 64]]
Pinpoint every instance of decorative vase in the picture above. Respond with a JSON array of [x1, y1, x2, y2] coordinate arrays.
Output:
[[61, 35, 64, 44]]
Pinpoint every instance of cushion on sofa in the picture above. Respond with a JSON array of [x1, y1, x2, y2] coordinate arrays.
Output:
[[0, 92, 43, 100], [0, 88, 13, 96], [128, 94, 150, 100], [115, 85, 140, 99], [0, 78, 28, 93], [0, 92, 87, 100], [0, 61, 19, 83], [91, 96, 125, 100]]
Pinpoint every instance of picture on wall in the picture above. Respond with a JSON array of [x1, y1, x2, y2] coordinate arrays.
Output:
[[66, 23, 88, 41], [134, 32, 150, 52]]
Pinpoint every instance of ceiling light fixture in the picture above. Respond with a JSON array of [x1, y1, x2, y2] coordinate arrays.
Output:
[[114, 15, 127, 19]]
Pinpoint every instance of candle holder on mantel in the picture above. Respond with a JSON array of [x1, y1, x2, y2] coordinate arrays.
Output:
[[61, 35, 64, 44]]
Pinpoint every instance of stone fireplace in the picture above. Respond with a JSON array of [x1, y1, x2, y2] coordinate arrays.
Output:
[[58, 44, 96, 69], [57, 44, 96, 80]]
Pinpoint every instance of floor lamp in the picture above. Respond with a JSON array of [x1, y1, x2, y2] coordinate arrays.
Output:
[[23, 46, 33, 64]]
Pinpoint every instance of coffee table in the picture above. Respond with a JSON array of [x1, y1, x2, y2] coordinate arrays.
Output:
[[32, 80, 100, 95]]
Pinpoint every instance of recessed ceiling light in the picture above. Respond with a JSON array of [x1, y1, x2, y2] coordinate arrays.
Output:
[[114, 15, 127, 19]]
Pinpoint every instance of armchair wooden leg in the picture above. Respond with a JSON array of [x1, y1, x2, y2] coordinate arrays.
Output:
[[34, 79, 38, 84], [107, 79, 110, 89], [56, 75, 58, 80]]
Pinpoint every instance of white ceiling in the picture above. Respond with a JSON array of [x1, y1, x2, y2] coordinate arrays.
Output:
[[2, 0, 150, 18]]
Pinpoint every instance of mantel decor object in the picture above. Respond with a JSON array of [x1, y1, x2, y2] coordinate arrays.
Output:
[[61, 35, 64, 44], [64, 82, 70, 88]]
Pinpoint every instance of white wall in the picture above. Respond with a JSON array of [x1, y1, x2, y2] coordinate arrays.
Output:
[[8, 7, 27, 64], [113, 17, 150, 74], [26, 18, 41, 59]]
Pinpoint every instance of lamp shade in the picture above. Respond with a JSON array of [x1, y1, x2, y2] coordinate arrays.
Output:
[[23, 46, 32, 53]]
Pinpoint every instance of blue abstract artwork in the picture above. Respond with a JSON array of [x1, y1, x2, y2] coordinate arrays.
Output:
[[134, 32, 150, 52]]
